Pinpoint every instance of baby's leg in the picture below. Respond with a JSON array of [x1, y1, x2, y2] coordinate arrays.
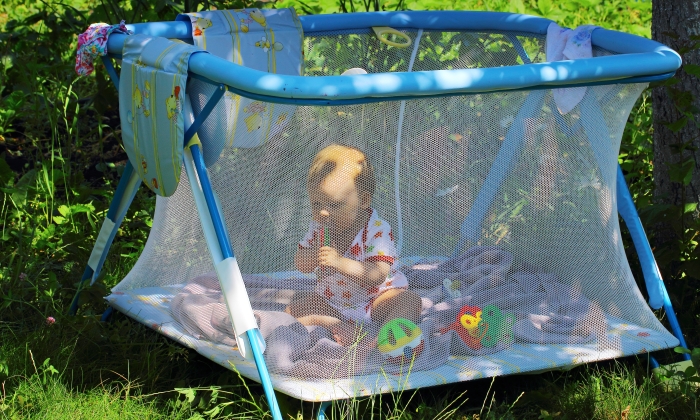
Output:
[[371, 289, 422, 326], [285, 291, 343, 328]]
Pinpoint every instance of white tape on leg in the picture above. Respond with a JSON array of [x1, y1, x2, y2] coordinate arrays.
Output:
[[215, 257, 265, 360], [88, 218, 116, 272]]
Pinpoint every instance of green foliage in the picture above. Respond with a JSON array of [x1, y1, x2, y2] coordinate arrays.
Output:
[[519, 360, 698, 419], [0, 91, 26, 137], [655, 347, 700, 400], [337, 0, 405, 13], [0, 348, 193, 418]]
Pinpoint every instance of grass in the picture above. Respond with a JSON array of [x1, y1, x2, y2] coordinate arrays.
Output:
[[2, 376, 189, 419], [2, 347, 698, 419], [1, 0, 700, 418]]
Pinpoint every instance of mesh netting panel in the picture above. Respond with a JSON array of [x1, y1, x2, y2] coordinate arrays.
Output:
[[112, 29, 674, 396]]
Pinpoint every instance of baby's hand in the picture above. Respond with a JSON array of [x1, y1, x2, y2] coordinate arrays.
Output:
[[318, 246, 342, 270]]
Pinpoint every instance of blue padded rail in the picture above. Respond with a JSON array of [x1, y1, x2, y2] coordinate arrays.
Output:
[[184, 70, 672, 107], [123, 11, 675, 55], [104, 11, 680, 105], [107, 39, 680, 104]]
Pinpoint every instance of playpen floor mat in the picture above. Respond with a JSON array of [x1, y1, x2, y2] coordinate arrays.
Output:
[[107, 277, 679, 402]]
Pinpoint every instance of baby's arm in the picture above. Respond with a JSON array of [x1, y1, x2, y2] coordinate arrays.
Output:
[[318, 246, 390, 289]]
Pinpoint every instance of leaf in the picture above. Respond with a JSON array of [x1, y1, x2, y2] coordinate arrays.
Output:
[[684, 64, 700, 77], [668, 159, 695, 186], [0, 158, 13, 187], [684, 202, 698, 214], [663, 117, 688, 133], [203, 405, 222, 417], [684, 365, 697, 378], [511, 0, 526, 14], [675, 346, 691, 354], [537, 0, 554, 17], [639, 202, 673, 224], [510, 200, 526, 218], [11, 169, 37, 207], [175, 387, 196, 403], [58, 205, 70, 217]]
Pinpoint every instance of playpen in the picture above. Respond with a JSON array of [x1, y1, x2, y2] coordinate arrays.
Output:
[[72, 8, 689, 419]]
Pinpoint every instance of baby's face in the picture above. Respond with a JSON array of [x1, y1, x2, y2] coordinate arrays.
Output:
[[309, 171, 369, 235]]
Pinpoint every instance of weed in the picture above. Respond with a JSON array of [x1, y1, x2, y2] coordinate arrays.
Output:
[[655, 347, 700, 401]]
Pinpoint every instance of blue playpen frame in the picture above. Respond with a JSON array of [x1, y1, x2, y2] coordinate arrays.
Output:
[[70, 11, 688, 420]]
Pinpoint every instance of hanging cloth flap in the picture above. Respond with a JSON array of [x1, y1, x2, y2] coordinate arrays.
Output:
[[119, 34, 206, 196], [177, 8, 304, 163], [545, 23, 599, 115]]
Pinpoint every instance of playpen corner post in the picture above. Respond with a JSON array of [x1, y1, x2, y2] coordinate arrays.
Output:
[[68, 265, 95, 315], [616, 165, 691, 360], [69, 56, 124, 316], [183, 140, 282, 420], [453, 90, 546, 256], [101, 56, 120, 90], [69, 161, 141, 316]]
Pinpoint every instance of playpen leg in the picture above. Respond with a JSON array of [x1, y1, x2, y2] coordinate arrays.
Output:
[[649, 355, 660, 369], [182, 140, 282, 420], [100, 306, 114, 322], [616, 165, 690, 359], [69, 161, 141, 315], [454, 90, 546, 256], [317, 401, 332, 420]]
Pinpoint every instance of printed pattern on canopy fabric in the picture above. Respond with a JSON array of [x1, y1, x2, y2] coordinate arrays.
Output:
[[119, 35, 206, 196], [177, 8, 303, 163]]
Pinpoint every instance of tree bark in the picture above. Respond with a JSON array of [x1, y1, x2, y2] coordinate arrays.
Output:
[[651, 0, 700, 243]]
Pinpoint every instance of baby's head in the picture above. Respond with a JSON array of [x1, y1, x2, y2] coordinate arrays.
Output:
[[307, 145, 375, 232]]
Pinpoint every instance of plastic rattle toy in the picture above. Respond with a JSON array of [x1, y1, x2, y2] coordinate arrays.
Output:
[[439, 305, 484, 350], [378, 318, 424, 364]]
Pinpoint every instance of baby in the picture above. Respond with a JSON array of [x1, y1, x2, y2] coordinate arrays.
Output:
[[285, 144, 422, 333]]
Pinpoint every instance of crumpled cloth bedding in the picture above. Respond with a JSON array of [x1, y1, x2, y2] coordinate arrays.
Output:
[[170, 246, 605, 379], [171, 273, 448, 378], [406, 246, 603, 344]]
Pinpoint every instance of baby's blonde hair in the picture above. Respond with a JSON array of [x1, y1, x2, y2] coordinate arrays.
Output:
[[308, 144, 375, 197]]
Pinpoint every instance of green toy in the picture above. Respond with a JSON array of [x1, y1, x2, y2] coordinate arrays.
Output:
[[378, 318, 424, 363], [478, 305, 515, 347]]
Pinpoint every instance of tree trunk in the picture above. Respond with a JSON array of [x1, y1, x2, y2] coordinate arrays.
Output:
[[651, 0, 700, 243]]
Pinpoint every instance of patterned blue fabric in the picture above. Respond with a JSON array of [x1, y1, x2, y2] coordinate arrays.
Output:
[[119, 35, 206, 196]]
